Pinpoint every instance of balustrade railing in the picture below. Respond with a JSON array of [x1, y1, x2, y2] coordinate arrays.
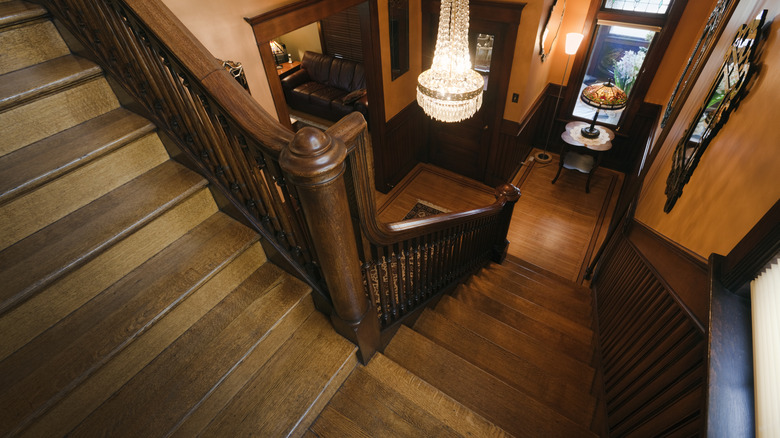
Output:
[[41, 0, 325, 295], [327, 114, 520, 328], [42, 0, 520, 362]]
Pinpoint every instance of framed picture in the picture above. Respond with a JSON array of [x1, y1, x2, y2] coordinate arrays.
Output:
[[663, 9, 767, 212]]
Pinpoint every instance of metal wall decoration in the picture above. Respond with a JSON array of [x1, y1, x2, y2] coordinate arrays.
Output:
[[220, 60, 250, 93], [661, 0, 736, 128], [538, 0, 565, 62], [663, 10, 767, 213]]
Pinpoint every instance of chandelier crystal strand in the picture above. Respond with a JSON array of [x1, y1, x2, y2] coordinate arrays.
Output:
[[417, 0, 484, 123]]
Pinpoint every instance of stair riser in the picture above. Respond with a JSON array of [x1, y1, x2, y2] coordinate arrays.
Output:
[[0, 21, 69, 74], [0, 77, 118, 155], [0, 133, 169, 250], [0, 187, 218, 362], [20, 243, 269, 438]]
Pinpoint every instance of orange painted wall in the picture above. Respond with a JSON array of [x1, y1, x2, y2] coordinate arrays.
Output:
[[504, 0, 590, 122], [636, 2, 780, 259], [378, 0, 423, 120], [160, 0, 298, 116], [645, 0, 721, 105]]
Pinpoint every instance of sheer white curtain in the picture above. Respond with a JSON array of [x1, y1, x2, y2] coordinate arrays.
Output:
[[751, 252, 780, 437]]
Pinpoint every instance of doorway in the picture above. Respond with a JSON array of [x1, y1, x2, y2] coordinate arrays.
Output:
[[422, 1, 522, 183]]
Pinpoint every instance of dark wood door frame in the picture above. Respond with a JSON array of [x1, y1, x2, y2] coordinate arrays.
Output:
[[421, 0, 524, 183], [245, 0, 385, 129]]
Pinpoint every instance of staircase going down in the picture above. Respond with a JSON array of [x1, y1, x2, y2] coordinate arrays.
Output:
[[310, 255, 605, 437], [0, 2, 356, 436], [1, 2, 607, 437]]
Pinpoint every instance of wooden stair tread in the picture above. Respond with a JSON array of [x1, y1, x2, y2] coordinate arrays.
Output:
[[485, 264, 590, 304], [0, 54, 101, 111], [414, 309, 596, 426], [0, 19, 69, 76], [435, 295, 595, 388], [310, 406, 373, 438], [453, 287, 594, 364], [503, 254, 592, 294], [318, 366, 464, 438], [67, 263, 318, 437], [0, 108, 155, 204], [0, 213, 258, 436], [312, 353, 506, 437], [465, 275, 594, 338], [0, 161, 207, 315], [384, 326, 597, 437], [196, 311, 357, 437], [479, 263, 592, 309], [362, 354, 505, 437], [0, 1, 47, 29], [20, 242, 270, 436], [471, 272, 593, 327]]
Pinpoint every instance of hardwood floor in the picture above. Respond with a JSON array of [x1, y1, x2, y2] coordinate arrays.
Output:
[[375, 164, 496, 223], [508, 151, 622, 283], [375, 154, 622, 284]]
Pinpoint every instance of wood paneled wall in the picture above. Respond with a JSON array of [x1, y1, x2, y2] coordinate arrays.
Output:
[[377, 83, 660, 190], [593, 220, 708, 436], [380, 103, 428, 190]]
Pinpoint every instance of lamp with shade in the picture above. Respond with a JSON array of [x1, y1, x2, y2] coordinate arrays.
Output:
[[578, 81, 627, 138], [270, 40, 286, 67], [535, 32, 584, 164]]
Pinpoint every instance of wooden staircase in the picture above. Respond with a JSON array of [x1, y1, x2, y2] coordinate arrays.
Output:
[[1, 2, 606, 436], [0, 2, 357, 436], [310, 255, 605, 437]]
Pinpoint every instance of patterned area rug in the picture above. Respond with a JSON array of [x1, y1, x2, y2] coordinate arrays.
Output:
[[402, 200, 450, 220]]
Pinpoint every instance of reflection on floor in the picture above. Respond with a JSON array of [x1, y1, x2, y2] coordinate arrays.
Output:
[[375, 153, 622, 284]]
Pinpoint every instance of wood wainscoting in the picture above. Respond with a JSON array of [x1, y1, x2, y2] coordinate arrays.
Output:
[[380, 104, 429, 191], [592, 219, 708, 436]]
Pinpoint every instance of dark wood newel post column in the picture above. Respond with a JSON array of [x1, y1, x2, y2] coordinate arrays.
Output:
[[491, 183, 521, 264], [280, 127, 380, 364]]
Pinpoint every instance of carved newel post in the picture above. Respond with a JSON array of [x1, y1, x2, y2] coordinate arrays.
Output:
[[492, 183, 521, 263], [280, 127, 380, 363]]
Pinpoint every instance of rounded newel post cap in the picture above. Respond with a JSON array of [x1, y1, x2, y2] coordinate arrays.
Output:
[[280, 127, 347, 187], [495, 183, 521, 202]]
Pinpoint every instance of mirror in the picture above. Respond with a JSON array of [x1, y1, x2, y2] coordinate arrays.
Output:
[[389, 0, 409, 79], [538, 0, 565, 62], [664, 10, 767, 212]]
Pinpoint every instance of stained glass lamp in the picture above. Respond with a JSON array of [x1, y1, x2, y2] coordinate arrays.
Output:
[[579, 81, 627, 138]]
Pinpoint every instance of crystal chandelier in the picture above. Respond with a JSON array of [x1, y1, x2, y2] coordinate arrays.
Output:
[[417, 0, 484, 123]]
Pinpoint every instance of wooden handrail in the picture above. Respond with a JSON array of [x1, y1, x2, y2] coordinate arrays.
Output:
[[327, 113, 520, 246], [43, 0, 520, 361], [122, 0, 293, 154]]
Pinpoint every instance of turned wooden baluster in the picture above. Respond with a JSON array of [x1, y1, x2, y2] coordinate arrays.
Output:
[[280, 127, 380, 363]]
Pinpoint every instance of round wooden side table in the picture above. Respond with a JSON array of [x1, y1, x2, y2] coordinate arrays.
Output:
[[552, 121, 614, 193]]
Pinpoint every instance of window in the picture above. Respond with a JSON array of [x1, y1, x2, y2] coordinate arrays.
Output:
[[566, 0, 682, 129], [604, 0, 671, 14], [572, 23, 658, 124]]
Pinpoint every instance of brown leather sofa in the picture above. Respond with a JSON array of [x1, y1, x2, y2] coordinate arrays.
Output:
[[281, 51, 368, 122]]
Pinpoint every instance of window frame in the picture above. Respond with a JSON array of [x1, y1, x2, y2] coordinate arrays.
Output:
[[560, 0, 687, 133]]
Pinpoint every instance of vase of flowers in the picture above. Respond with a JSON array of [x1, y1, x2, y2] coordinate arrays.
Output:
[[611, 48, 646, 95]]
